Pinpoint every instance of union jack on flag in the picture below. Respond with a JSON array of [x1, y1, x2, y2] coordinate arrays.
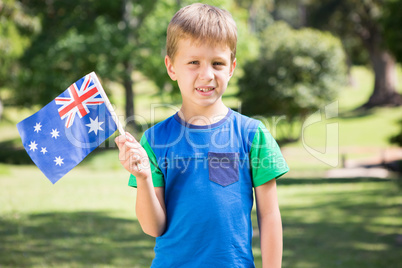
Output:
[[17, 72, 123, 184], [55, 75, 104, 128]]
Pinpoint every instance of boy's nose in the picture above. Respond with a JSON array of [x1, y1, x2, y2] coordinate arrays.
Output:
[[198, 65, 214, 81]]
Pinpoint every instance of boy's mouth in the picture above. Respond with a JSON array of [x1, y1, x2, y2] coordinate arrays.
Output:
[[196, 87, 215, 92]]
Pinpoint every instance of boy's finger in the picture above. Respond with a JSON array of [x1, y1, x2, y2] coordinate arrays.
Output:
[[115, 132, 138, 149], [125, 140, 143, 150], [115, 135, 128, 150], [124, 133, 142, 149], [125, 132, 136, 142]]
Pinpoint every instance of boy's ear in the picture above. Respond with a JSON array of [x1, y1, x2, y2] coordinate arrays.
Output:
[[229, 58, 237, 78], [165, 55, 177, 81]]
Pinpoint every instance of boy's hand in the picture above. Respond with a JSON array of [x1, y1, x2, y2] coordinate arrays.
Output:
[[115, 132, 151, 180]]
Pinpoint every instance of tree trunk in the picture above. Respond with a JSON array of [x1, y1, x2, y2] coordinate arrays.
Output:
[[298, 3, 307, 28], [359, 20, 402, 108], [123, 0, 136, 133], [123, 60, 136, 133], [363, 49, 402, 108], [0, 98, 3, 121], [344, 46, 355, 86]]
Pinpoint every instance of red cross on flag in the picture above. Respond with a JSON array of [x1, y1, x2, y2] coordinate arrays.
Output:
[[55, 75, 105, 128]]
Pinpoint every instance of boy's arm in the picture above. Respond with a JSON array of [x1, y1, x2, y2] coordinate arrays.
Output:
[[255, 178, 282, 268], [115, 133, 166, 237]]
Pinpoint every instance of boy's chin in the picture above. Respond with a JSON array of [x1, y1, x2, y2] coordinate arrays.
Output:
[[192, 99, 225, 109]]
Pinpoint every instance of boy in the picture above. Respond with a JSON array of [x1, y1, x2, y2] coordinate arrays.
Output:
[[115, 3, 289, 267]]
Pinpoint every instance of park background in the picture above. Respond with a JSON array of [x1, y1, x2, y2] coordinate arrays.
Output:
[[1, 0, 401, 267]]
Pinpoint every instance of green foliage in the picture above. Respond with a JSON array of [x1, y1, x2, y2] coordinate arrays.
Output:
[[234, 0, 275, 34], [381, 0, 402, 62], [13, 0, 259, 108], [0, 0, 39, 87], [304, 0, 402, 65], [16, 16, 125, 105], [137, 0, 179, 98], [304, 0, 383, 66], [14, 0, 158, 107], [14, 0, 118, 105], [0, 0, 40, 120], [238, 22, 347, 125]]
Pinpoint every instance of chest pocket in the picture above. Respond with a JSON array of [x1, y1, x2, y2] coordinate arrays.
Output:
[[208, 152, 239, 187]]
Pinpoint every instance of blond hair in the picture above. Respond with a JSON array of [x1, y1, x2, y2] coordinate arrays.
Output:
[[166, 3, 237, 63]]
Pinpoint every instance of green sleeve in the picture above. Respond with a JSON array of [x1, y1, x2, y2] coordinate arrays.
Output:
[[128, 135, 164, 188], [250, 122, 289, 187]]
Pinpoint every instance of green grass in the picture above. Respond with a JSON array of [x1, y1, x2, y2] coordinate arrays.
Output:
[[338, 66, 375, 111], [1, 168, 401, 267], [277, 178, 402, 268], [0, 166, 154, 267]]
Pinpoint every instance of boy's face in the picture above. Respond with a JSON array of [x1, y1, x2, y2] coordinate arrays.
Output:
[[165, 38, 236, 110]]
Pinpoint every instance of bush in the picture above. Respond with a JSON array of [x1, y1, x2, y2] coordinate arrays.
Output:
[[238, 22, 347, 136]]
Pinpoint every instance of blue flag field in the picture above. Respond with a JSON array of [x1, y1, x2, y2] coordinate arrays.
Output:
[[17, 72, 123, 184]]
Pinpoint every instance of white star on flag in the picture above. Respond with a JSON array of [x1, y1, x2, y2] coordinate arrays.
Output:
[[40, 147, 47, 154], [29, 141, 38, 151], [51, 128, 60, 139], [54, 156, 64, 166], [34, 122, 42, 133], [86, 116, 104, 135]]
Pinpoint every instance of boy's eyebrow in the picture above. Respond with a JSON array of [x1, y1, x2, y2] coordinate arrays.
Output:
[[184, 55, 229, 63], [212, 56, 229, 62]]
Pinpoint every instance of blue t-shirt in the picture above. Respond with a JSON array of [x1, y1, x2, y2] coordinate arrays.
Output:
[[129, 109, 289, 267]]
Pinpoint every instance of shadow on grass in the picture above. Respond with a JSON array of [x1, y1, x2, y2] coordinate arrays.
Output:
[[252, 178, 402, 268], [0, 211, 155, 267], [254, 179, 401, 268], [0, 139, 33, 165], [1, 180, 401, 268], [277, 177, 392, 185], [338, 107, 374, 120]]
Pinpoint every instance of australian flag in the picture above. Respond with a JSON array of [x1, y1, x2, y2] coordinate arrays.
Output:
[[17, 72, 119, 184]]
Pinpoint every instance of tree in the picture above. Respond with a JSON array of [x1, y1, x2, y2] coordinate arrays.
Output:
[[0, 0, 39, 119], [382, 0, 402, 152], [12, 0, 262, 130], [120, 0, 158, 131], [234, 0, 275, 33], [305, 0, 402, 108], [238, 22, 347, 140], [381, 0, 402, 62], [15, 0, 157, 132]]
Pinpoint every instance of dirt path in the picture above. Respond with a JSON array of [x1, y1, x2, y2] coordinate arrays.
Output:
[[342, 147, 402, 168], [329, 147, 402, 178]]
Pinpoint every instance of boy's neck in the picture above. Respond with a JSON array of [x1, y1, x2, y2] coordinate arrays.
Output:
[[178, 102, 229, 126]]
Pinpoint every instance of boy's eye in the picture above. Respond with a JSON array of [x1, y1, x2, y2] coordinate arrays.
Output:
[[189, 61, 199, 64], [213, 62, 224, 66]]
